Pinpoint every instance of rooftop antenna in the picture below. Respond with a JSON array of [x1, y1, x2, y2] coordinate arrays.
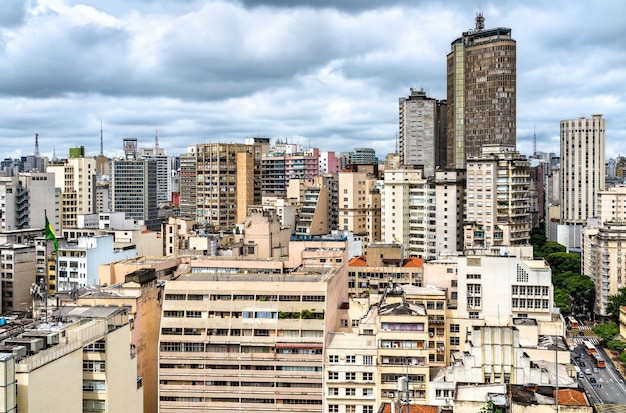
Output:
[[475, 12, 485, 31], [34, 133, 40, 157], [533, 124, 537, 157], [100, 121, 104, 156], [155, 129, 160, 150]]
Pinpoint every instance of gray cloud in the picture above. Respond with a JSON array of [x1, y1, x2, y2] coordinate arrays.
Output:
[[0, 0, 625, 161]]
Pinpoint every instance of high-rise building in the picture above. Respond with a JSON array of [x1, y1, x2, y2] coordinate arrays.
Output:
[[47, 151, 97, 232], [582, 185, 626, 317], [181, 143, 262, 232], [382, 168, 436, 260], [110, 139, 159, 231], [446, 13, 516, 169], [464, 144, 531, 250], [139, 136, 173, 205], [398, 88, 446, 177], [560, 115, 606, 223], [338, 171, 381, 243], [434, 169, 466, 255]]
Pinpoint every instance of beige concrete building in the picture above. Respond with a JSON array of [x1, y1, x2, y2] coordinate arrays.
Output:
[[75, 269, 161, 413], [582, 187, 626, 316], [180, 143, 263, 231], [0, 306, 142, 413], [233, 207, 291, 258], [464, 145, 531, 249], [447, 14, 516, 169], [97, 255, 186, 286], [348, 243, 424, 297], [158, 263, 347, 412], [0, 243, 36, 313], [47, 156, 96, 232], [163, 216, 196, 256], [338, 171, 381, 244]]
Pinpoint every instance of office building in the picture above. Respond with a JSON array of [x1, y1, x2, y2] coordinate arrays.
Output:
[[338, 171, 381, 244], [560, 115, 606, 223], [399, 88, 447, 177], [446, 13, 516, 169], [110, 139, 159, 231], [434, 169, 466, 255]]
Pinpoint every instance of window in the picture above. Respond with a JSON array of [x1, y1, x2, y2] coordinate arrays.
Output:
[[450, 337, 460, 345], [329, 387, 339, 396], [346, 372, 356, 381], [363, 406, 374, 413], [329, 405, 339, 413], [340, 319, 349, 327], [450, 324, 460, 333], [362, 372, 373, 381], [328, 372, 339, 380], [362, 388, 373, 396], [346, 355, 356, 364], [363, 355, 373, 365], [328, 355, 339, 363], [346, 388, 356, 396], [83, 380, 106, 393]]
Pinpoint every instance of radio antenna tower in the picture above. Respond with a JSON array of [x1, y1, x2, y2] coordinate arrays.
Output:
[[34, 133, 40, 157], [155, 129, 159, 150], [100, 121, 104, 156], [533, 124, 537, 157]]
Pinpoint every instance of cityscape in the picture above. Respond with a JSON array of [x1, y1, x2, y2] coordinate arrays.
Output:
[[1, 2, 626, 413]]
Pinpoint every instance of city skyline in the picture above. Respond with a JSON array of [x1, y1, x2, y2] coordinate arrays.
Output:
[[0, 0, 625, 160]]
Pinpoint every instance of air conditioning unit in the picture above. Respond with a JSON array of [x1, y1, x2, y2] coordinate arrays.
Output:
[[429, 332, 434, 337], [392, 343, 400, 348], [437, 347, 445, 352]]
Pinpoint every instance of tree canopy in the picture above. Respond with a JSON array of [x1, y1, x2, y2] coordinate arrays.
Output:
[[606, 287, 626, 319]]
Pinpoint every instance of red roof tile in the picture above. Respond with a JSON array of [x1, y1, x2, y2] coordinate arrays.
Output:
[[348, 255, 367, 266]]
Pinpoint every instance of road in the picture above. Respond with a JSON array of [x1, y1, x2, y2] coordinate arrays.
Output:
[[571, 341, 626, 404]]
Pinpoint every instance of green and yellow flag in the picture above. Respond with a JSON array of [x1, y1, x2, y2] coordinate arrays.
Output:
[[45, 213, 58, 253]]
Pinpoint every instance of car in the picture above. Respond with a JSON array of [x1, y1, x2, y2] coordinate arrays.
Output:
[[589, 377, 597, 383], [579, 331, 585, 336], [578, 372, 585, 378], [580, 361, 586, 367], [585, 368, 592, 375], [593, 367, 599, 373]]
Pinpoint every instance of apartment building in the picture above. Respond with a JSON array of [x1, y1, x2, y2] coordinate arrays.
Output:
[[158, 263, 347, 412], [47, 154, 96, 231], [464, 145, 531, 249], [582, 185, 626, 316], [0, 306, 142, 413], [338, 171, 381, 244], [434, 169, 465, 256], [382, 168, 436, 260], [0, 243, 35, 313]]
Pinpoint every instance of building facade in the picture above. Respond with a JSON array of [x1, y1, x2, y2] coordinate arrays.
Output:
[[399, 88, 447, 177], [446, 13, 516, 169]]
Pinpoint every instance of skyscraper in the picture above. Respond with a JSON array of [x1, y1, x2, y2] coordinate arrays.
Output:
[[446, 13, 516, 169], [398, 88, 447, 177], [560, 115, 606, 223]]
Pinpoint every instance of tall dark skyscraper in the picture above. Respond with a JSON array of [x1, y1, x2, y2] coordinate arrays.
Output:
[[446, 13, 516, 169]]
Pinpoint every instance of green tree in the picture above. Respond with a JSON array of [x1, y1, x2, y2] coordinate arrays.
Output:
[[530, 226, 547, 252], [546, 252, 581, 275], [606, 287, 626, 319], [538, 241, 566, 258], [553, 287, 571, 314], [593, 322, 619, 341]]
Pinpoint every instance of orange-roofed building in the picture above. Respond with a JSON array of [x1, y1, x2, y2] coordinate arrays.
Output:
[[348, 243, 423, 297], [380, 402, 438, 413]]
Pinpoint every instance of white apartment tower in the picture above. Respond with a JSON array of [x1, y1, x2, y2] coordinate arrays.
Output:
[[560, 115, 606, 223], [382, 169, 436, 260]]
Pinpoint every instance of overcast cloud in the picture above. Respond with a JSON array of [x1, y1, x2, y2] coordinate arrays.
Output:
[[0, 0, 625, 160]]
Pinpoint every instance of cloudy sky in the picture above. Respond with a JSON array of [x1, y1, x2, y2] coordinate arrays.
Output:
[[1, 0, 625, 161]]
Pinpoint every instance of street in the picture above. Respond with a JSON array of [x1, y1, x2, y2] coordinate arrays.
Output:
[[571, 341, 626, 404]]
